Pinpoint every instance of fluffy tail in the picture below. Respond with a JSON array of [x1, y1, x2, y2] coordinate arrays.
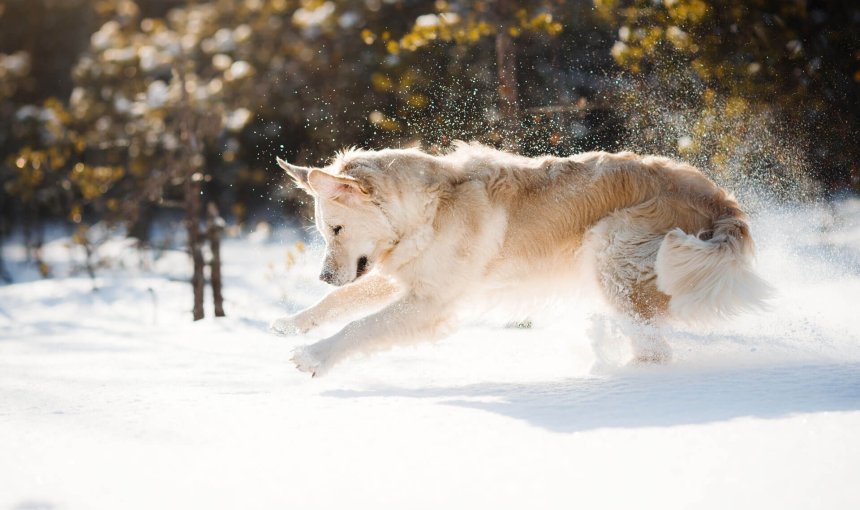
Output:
[[655, 211, 772, 321]]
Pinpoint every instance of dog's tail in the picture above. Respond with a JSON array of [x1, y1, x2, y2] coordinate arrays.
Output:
[[655, 204, 772, 321]]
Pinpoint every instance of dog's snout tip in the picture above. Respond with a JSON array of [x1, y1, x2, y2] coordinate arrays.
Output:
[[319, 271, 336, 284]]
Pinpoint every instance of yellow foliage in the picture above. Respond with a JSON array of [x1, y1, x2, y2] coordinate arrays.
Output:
[[407, 93, 429, 109], [251, 168, 266, 184], [371, 73, 393, 92], [519, 12, 563, 36], [70, 205, 83, 224], [666, 0, 708, 24], [665, 26, 689, 49], [724, 96, 748, 117], [369, 111, 400, 131], [361, 28, 376, 45], [393, 5, 560, 54], [399, 70, 417, 89], [231, 202, 246, 220], [8, 147, 50, 201], [691, 58, 709, 79], [72, 224, 89, 245], [130, 159, 148, 177], [69, 164, 124, 200]]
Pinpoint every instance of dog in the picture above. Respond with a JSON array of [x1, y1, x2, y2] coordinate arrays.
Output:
[[271, 142, 770, 376]]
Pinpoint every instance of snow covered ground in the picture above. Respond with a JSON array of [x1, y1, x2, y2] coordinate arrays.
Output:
[[2, 199, 860, 509]]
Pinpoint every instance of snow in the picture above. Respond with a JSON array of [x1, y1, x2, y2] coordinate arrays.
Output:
[[2, 200, 860, 509]]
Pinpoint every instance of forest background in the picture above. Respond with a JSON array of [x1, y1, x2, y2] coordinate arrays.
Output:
[[1, 0, 858, 317]]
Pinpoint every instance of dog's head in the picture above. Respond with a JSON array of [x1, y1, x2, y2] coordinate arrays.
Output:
[[277, 154, 400, 286]]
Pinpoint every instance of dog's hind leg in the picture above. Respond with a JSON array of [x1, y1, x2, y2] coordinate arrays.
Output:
[[588, 313, 672, 367], [587, 211, 673, 363], [589, 211, 669, 319]]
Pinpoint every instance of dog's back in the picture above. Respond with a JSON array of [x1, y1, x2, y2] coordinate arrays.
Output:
[[438, 144, 770, 322]]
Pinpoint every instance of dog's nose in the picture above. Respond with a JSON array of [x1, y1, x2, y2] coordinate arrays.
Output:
[[319, 270, 336, 284]]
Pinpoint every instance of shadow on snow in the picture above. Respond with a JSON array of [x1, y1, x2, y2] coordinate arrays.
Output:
[[324, 362, 860, 433]]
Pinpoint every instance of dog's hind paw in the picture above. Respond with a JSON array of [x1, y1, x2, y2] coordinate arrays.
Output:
[[631, 332, 673, 365], [290, 344, 330, 377]]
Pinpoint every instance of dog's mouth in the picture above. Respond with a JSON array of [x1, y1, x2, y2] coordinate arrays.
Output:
[[355, 255, 369, 279]]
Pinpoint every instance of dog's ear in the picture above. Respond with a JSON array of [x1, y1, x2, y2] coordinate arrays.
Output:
[[307, 169, 369, 204], [276, 157, 314, 193]]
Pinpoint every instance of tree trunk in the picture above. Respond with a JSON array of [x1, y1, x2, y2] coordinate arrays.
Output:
[[207, 202, 225, 317], [494, 0, 519, 145], [128, 203, 153, 246], [177, 42, 205, 321], [496, 31, 519, 123], [0, 201, 10, 282], [186, 178, 205, 321], [0, 222, 10, 283]]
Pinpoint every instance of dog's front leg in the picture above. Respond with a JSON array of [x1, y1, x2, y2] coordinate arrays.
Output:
[[291, 295, 452, 377], [270, 273, 400, 335]]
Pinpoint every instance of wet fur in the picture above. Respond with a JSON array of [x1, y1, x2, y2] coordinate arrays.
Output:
[[272, 142, 770, 375]]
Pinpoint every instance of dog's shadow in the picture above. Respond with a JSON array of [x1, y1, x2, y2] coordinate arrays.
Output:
[[324, 362, 860, 433]]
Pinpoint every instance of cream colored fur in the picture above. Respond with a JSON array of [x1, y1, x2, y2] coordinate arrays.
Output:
[[272, 142, 770, 376]]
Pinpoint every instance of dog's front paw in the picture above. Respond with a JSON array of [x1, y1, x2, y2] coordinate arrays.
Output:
[[290, 344, 332, 377], [270, 316, 311, 336]]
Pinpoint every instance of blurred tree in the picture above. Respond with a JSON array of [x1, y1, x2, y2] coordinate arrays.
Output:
[[4, 99, 92, 274], [1, 0, 858, 301], [342, 0, 621, 157], [0, 0, 96, 103], [0, 46, 32, 278], [362, 0, 565, 148], [68, 0, 270, 318], [595, 0, 860, 193], [0, 0, 97, 274]]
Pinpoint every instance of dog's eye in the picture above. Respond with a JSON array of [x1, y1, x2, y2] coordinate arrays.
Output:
[[332, 225, 342, 235]]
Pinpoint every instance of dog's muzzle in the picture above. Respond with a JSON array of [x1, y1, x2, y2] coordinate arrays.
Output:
[[319, 269, 337, 284]]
